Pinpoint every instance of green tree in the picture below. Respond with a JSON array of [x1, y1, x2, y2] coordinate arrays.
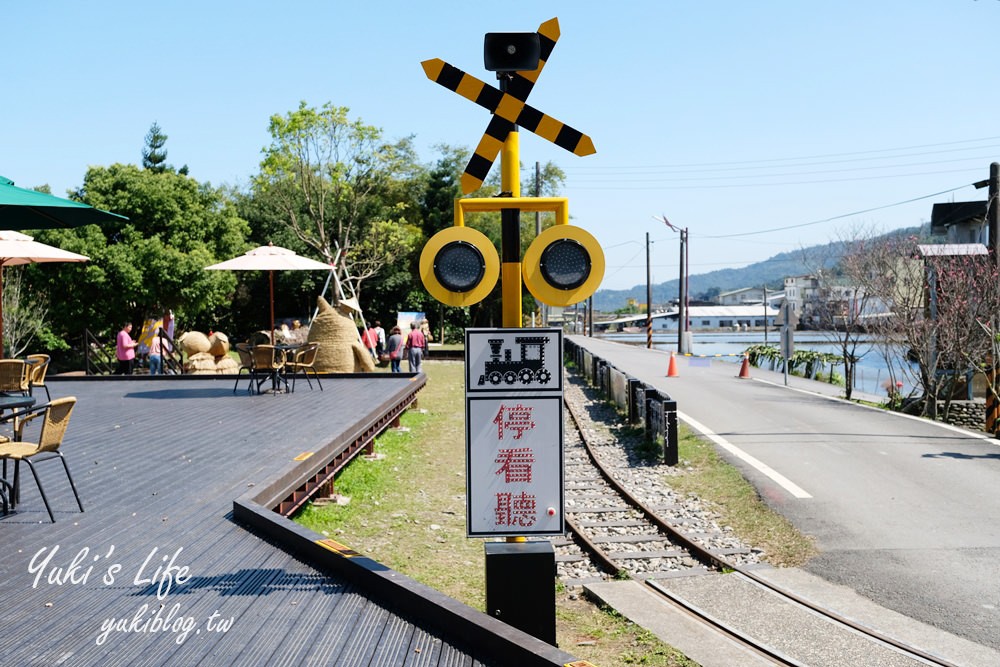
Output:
[[32, 164, 249, 346], [419, 145, 466, 237], [142, 122, 169, 173], [253, 102, 419, 305], [2, 266, 50, 357]]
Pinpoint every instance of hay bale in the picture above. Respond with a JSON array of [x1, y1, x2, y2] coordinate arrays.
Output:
[[178, 331, 211, 356], [307, 296, 364, 372], [184, 351, 217, 375], [208, 331, 230, 357], [215, 356, 239, 374]]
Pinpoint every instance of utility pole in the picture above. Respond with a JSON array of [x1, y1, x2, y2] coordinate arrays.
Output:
[[535, 161, 547, 326], [659, 216, 690, 354], [681, 226, 689, 353], [763, 284, 768, 346], [646, 232, 652, 349], [989, 162, 999, 268]]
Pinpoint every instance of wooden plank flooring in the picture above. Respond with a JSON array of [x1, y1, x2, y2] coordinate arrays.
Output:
[[0, 375, 579, 667]]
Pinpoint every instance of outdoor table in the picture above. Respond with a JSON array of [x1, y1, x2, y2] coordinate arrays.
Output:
[[0, 393, 36, 414], [252, 344, 300, 394], [273, 343, 304, 393], [0, 393, 36, 510]]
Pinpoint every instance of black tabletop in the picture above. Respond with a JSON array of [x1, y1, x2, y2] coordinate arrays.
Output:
[[0, 395, 35, 413]]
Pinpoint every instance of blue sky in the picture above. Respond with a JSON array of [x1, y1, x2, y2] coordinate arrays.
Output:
[[4, 1, 1000, 291]]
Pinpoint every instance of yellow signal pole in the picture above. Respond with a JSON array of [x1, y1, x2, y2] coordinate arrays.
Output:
[[500, 86, 522, 329], [500, 92, 526, 544]]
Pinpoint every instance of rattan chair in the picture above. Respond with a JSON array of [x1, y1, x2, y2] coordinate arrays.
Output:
[[26, 354, 51, 402], [251, 345, 287, 394], [286, 343, 322, 392], [233, 343, 256, 394], [0, 359, 31, 396], [0, 396, 82, 522]]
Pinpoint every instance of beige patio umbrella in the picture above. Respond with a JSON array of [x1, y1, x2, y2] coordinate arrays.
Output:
[[205, 243, 332, 339], [0, 230, 90, 357]]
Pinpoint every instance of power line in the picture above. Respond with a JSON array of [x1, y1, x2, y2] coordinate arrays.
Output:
[[565, 166, 984, 190], [564, 135, 1000, 172], [697, 183, 972, 239], [565, 154, 998, 183]]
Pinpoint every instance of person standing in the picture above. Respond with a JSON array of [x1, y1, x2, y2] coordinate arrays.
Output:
[[374, 320, 386, 357], [385, 326, 404, 373], [361, 325, 376, 359], [366, 323, 379, 359], [148, 330, 163, 376], [116, 322, 139, 375], [405, 321, 427, 373]]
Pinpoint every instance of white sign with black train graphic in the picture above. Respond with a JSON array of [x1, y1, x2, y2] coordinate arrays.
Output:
[[465, 328, 562, 393]]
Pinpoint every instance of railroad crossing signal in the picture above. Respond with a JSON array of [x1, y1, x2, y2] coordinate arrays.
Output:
[[419, 17, 603, 311], [421, 17, 595, 194]]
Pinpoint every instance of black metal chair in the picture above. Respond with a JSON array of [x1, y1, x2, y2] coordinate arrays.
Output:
[[286, 342, 322, 392], [26, 353, 51, 402], [0, 359, 31, 397], [251, 345, 287, 394], [0, 396, 83, 522], [233, 343, 256, 394]]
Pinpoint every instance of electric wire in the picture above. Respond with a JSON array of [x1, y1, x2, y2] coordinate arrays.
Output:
[[563, 135, 1000, 172], [696, 182, 973, 239]]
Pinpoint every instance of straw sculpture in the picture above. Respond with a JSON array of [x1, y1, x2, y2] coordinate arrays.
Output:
[[184, 351, 217, 375], [177, 331, 211, 355], [214, 355, 239, 374], [307, 296, 375, 373], [208, 331, 230, 357], [178, 330, 240, 374]]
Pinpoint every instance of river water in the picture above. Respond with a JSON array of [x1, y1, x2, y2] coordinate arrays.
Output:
[[598, 331, 913, 399]]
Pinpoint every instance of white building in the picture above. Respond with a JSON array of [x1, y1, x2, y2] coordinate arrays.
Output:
[[658, 305, 779, 331], [716, 287, 784, 306], [594, 305, 779, 332]]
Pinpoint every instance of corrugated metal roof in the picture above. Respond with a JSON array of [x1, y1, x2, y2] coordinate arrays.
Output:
[[917, 243, 988, 256], [678, 305, 779, 318]]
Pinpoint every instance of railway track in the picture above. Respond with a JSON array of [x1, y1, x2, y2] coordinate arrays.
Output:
[[558, 375, 963, 667]]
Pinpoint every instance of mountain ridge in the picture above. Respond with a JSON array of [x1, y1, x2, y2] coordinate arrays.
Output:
[[592, 226, 925, 312]]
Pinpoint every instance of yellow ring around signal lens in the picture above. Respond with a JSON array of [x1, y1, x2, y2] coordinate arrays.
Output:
[[420, 226, 499, 307], [523, 225, 605, 307]]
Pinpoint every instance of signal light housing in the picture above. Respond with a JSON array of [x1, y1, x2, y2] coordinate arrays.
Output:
[[522, 225, 604, 306], [420, 226, 500, 306]]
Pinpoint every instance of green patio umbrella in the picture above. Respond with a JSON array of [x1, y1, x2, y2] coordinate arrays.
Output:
[[0, 175, 125, 357], [0, 175, 127, 230]]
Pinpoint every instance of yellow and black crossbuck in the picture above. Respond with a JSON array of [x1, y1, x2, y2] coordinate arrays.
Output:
[[421, 17, 595, 194]]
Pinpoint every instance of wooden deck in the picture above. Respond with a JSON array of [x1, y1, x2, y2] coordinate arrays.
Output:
[[0, 373, 579, 666]]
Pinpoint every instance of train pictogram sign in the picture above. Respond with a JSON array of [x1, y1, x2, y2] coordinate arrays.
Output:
[[421, 17, 595, 194], [477, 336, 553, 387], [466, 329, 562, 393]]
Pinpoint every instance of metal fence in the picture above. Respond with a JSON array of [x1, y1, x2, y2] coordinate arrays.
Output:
[[565, 338, 678, 465]]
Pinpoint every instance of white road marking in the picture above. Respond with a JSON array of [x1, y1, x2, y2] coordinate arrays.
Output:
[[679, 410, 813, 499]]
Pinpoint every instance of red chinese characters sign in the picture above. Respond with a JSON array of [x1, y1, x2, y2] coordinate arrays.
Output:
[[466, 329, 563, 537]]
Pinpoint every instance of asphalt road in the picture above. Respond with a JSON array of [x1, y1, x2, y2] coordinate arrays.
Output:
[[569, 335, 1000, 651]]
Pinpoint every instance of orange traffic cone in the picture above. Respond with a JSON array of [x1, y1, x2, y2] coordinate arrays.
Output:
[[738, 353, 751, 379], [667, 352, 679, 377]]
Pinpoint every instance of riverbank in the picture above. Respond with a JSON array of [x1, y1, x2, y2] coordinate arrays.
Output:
[[599, 330, 906, 400]]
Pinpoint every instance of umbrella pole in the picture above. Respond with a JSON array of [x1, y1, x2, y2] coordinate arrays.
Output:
[[269, 270, 275, 343]]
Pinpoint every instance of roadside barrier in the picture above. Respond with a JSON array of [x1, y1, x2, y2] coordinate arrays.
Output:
[[566, 339, 678, 466]]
